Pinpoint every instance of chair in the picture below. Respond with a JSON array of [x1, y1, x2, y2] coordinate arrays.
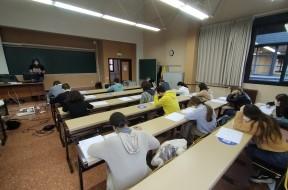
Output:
[[252, 158, 286, 190]]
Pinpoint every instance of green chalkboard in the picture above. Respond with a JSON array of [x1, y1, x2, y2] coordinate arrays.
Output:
[[3, 45, 96, 74], [139, 59, 157, 81]]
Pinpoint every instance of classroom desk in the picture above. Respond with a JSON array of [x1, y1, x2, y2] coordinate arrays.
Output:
[[76, 100, 228, 190], [0, 82, 45, 99], [80, 85, 141, 95], [63, 95, 192, 173], [57, 94, 142, 118], [130, 120, 252, 190], [83, 89, 143, 102]]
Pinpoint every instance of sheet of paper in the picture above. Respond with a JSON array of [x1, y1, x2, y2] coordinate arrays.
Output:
[[80, 91, 87, 94], [0, 99, 4, 106], [78, 135, 104, 161], [90, 101, 109, 107], [8, 82, 22, 85], [104, 132, 117, 139], [215, 127, 243, 144], [84, 95, 96, 100], [259, 105, 275, 115], [210, 99, 227, 104], [218, 96, 227, 101], [165, 112, 185, 122], [118, 97, 133, 101], [181, 107, 196, 114], [130, 95, 141, 100]]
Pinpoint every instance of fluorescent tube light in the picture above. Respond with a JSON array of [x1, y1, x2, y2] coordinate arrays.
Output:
[[135, 24, 161, 32], [285, 23, 288, 32], [103, 15, 136, 25], [54, 2, 103, 17], [263, 46, 275, 52], [32, 0, 54, 5], [159, 0, 209, 20], [31, 0, 160, 32], [159, 0, 185, 9]]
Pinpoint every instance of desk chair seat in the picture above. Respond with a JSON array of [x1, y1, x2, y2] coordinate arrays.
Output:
[[251, 157, 286, 190]]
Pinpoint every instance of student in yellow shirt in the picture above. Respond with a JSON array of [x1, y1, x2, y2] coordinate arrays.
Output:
[[154, 86, 180, 115], [234, 104, 288, 184]]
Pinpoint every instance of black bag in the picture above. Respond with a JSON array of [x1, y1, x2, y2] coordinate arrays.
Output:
[[6, 120, 21, 130]]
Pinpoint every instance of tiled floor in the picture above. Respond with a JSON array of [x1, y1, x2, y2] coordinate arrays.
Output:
[[0, 100, 282, 190]]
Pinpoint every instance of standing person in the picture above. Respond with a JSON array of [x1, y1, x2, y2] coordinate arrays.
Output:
[[182, 96, 217, 143], [29, 59, 45, 82], [177, 82, 190, 96], [140, 81, 155, 104], [107, 78, 124, 92], [62, 91, 93, 118], [195, 82, 213, 101], [88, 112, 160, 190], [234, 105, 288, 184], [154, 86, 180, 115]]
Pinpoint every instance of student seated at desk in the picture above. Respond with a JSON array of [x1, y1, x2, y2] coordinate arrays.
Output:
[[267, 94, 288, 129], [107, 78, 124, 92], [195, 82, 213, 101], [234, 105, 288, 183], [88, 112, 160, 190], [48, 81, 65, 98], [140, 81, 155, 104], [181, 96, 217, 143], [159, 79, 171, 91], [154, 86, 180, 115], [224, 88, 251, 116], [54, 83, 71, 106], [62, 91, 93, 118], [177, 82, 189, 96]]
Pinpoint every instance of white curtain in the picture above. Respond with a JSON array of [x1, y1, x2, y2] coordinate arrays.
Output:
[[196, 19, 252, 86], [0, 34, 9, 74]]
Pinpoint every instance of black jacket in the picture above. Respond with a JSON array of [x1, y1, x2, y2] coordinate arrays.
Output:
[[226, 92, 251, 110], [62, 101, 93, 118]]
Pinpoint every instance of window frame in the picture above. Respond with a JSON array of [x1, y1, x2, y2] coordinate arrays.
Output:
[[244, 12, 288, 86]]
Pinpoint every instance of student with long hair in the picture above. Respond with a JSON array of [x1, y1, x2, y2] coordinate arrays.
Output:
[[182, 96, 217, 142], [195, 82, 213, 101], [62, 91, 93, 118], [140, 81, 155, 104], [234, 104, 288, 183], [177, 82, 189, 96], [88, 112, 160, 190]]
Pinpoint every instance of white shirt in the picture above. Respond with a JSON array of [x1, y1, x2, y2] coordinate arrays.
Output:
[[177, 86, 190, 96]]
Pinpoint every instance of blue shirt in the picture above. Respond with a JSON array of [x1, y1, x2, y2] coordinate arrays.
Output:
[[48, 84, 65, 97], [184, 104, 217, 134], [107, 83, 124, 92]]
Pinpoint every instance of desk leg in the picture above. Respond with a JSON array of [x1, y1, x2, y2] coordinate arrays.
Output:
[[0, 119, 7, 146], [78, 157, 84, 190], [64, 129, 74, 173], [217, 107, 222, 118], [57, 116, 65, 147]]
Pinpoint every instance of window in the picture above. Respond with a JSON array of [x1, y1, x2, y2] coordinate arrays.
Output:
[[244, 13, 288, 86], [109, 58, 114, 72]]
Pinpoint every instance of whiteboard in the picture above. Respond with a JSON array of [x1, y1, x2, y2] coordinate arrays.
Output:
[[163, 72, 183, 89], [0, 36, 9, 74]]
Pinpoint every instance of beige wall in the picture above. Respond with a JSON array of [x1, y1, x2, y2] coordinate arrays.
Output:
[[143, 14, 199, 84]]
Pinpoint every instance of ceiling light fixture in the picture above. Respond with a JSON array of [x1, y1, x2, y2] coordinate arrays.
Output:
[[30, 0, 160, 32], [135, 24, 161, 32], [31, 0, 54, 5], [159, 0, 209, 20], [54, 2, 103, 17], [103, 15, 136, 25], [264, 46, 275, 52]]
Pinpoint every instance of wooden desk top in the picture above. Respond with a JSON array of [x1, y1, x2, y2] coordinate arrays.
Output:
[[65, 95, 191, 134], [130, 120, 252, 190], [84, 89, 143, 101], [0, 82, 44, 87], [80, 86, 141, 95]]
